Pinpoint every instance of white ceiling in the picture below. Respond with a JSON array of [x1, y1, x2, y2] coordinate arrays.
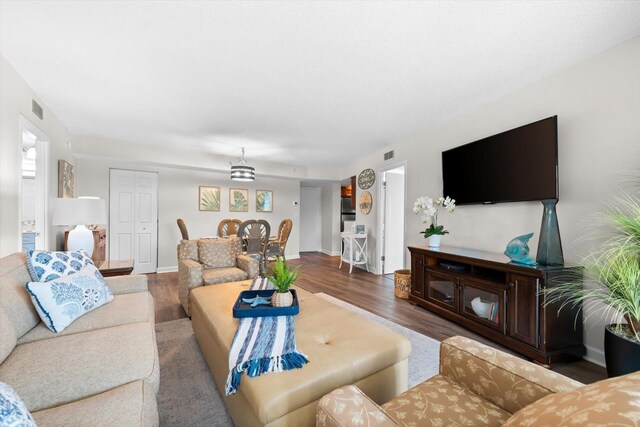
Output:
[[2, 1, 640, 167]]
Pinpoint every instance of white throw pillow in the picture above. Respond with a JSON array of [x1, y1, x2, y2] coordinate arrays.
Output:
[[25, 263, 113, 333], [26, 249, 95, 282], [0, 382, 36, 427]]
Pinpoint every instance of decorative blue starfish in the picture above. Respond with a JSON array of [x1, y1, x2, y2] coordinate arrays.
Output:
[[242, 296, 272, 307]]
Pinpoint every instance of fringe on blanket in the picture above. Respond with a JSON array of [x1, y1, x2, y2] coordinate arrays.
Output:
[[225, 350, 309, 395]]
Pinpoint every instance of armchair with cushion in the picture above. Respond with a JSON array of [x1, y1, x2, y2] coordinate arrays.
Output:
[[177, 237, 259, 316], [317, 336, 639, 426]]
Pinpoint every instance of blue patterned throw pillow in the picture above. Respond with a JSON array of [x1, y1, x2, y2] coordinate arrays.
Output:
[[25, 263, 113, 333], [0, 382, 36, 427], [26, 250, 95, 282]]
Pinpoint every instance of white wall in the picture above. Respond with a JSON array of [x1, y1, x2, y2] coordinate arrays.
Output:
[[341, 37, 640, 365], [75, 157, 301, 271], [320, 182, 341, 255], [0, 55, 72, 256]]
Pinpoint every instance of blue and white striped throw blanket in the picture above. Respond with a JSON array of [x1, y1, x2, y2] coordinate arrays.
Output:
[[225, 277, 309, 395]]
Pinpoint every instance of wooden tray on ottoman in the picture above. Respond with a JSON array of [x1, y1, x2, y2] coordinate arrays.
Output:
[[233, 289, 300, 318]]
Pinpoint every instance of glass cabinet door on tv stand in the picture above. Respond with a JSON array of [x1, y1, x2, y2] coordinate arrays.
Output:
[[425, 270, 458, 312], [460, 279, 506, 333]]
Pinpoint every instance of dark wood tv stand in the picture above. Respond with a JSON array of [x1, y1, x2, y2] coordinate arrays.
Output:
[[408, 245, 585, 365]]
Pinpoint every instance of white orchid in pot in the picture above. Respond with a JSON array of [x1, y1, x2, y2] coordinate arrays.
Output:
[[413, 195, 456, 248]]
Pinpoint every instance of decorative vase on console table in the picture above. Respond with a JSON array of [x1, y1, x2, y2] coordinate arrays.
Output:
[[413, 195, 456, 248], [268, 256, 299, 308]]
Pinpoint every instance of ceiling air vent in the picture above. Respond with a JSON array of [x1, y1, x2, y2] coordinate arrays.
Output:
[[32, 100, 43, 120], [384, 150, 395, 161]]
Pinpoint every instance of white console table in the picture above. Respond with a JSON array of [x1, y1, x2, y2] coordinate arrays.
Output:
[[339, 232, 369, 273]]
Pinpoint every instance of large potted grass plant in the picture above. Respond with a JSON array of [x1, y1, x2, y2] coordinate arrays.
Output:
[[546, 196, 640, 377]]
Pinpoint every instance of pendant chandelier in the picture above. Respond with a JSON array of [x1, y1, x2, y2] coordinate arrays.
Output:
[[230, 147, 255, 182]]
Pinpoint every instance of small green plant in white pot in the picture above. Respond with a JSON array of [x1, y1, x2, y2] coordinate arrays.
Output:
[[546, 195, 640, 377], [268, 257, 300, 307]]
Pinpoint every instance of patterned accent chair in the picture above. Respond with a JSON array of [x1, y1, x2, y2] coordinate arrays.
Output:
[[317, 335, 614, 427], [177, 237, 259, 316]]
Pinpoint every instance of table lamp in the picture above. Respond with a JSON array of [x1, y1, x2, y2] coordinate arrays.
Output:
[[52, 197, 107, 257]]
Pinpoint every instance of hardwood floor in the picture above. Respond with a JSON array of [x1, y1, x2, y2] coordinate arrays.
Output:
[[146, 252, 606, 384]]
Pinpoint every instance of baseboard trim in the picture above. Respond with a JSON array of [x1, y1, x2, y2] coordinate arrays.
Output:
[[584, 345, 606, 367], [285, 254, 300, 260], [320, 249, 341, 256]]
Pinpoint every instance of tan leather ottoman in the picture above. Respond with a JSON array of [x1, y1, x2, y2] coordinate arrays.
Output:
[[190, 280, 411, 427]]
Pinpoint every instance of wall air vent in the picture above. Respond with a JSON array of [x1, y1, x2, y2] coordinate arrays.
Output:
[[32, 100, 43, 120], [384, 150, 394, 161]]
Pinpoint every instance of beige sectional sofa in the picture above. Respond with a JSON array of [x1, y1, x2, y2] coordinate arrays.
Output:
[[0, 252, 159, 426]]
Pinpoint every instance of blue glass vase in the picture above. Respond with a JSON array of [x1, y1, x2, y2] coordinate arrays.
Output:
[[536, 199, 564, 266]]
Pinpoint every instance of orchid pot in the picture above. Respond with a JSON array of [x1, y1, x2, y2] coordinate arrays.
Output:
[[428, 235, 442, 248]]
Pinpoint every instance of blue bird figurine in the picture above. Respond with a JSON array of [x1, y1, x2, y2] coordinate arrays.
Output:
[[504, 233, 538, 266]]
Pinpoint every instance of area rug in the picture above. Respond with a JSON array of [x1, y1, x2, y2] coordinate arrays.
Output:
[[155, 318, 233, 427], [155, 295, 440, 426]]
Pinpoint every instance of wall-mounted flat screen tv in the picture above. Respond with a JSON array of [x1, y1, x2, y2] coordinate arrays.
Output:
[[442, 116, 558, 205]]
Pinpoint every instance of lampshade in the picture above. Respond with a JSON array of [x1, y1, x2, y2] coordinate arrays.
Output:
[[230, 147, 255, 182], [52, 197, 107, 226], [230, 164, 255, 181]]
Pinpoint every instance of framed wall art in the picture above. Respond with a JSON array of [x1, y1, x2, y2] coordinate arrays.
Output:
[[199, 186, 220, 211], [229, 188, 249, 212], [256, 190, 273, 212], [58, 160, 74, 198]]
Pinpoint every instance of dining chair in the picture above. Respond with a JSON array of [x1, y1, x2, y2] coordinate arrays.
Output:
[[237, 220, 271, 273], [264, 219, 293, 263], [218, 219, 243, 237], [177, 218, 189, 240]]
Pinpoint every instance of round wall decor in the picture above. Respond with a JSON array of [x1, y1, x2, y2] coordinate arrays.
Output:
[[359, 191, 372, 215], [358, 168, 376, 190]]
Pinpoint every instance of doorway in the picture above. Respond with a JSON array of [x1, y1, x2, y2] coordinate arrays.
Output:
[[380, 165, 406, 275], [299, 187, 320, 252], [19, 116, 50, 252], [109, 169, 158, 273]]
